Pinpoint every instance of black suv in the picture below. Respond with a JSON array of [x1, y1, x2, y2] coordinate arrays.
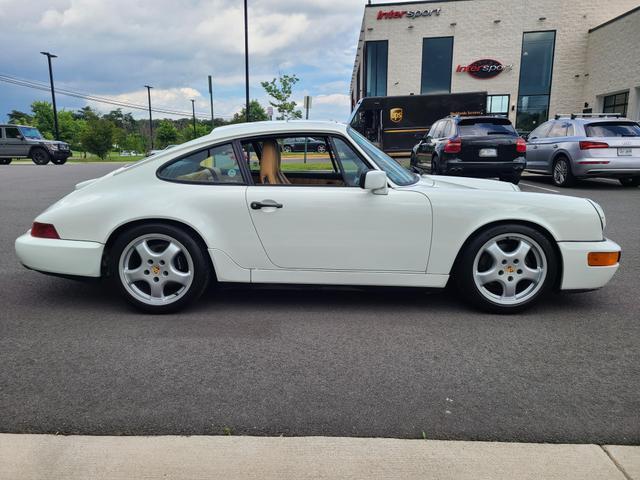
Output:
[[0, 124, 71, 165], [410, 116, 526, 184]]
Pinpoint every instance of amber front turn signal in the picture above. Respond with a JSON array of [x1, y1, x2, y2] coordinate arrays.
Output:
[[588, 251, 620, 267]]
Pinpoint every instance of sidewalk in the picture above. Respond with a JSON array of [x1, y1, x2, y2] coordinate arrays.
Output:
[[0, 434, 638, 480]]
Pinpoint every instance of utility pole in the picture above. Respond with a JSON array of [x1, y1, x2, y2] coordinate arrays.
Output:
[[208, 75, 214, 129], [191, 99, 197, 137], [40, 52, 59, 140], [144, 85, 153, 149], [243, 0, 250, 122]]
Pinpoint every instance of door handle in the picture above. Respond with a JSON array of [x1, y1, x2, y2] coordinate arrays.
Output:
[[250, 200, 283, 210]]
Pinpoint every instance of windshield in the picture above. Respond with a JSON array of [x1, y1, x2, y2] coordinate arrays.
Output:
[[585, 122, 640, 137], [458, 120, 517, 136], [19, 127, 43, 140], [347, 127, 418, 186]]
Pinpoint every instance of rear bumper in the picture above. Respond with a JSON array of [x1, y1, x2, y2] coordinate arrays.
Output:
[[15, 233, 104, 278], [558, 238, 620, 290], [442, 157, 526, 176], [573, 157, 640, 177]]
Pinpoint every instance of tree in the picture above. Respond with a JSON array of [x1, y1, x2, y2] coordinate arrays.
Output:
[[261, 74, 302, 120], [179, 122, 210, 143], [230, 100, 269, 123], [81, 118, 114, 160], [30, 101, 55, 138], [156, 120, 179, 148], [7, 110, 33, 125]]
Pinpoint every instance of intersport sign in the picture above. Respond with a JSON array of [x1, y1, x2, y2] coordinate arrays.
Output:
[[376, 8, 442, 20], [456, 59, 513, 79]]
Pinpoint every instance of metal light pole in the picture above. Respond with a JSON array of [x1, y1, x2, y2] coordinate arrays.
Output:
[[191, 99, 197, 137], [243, 0, 250, 122], [144, 85, 153, 149], [40, 52, 59, 140], [208, 75, 214, 129]]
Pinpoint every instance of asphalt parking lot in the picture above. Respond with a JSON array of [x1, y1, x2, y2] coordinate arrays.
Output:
[[1, 163, 638, 444]]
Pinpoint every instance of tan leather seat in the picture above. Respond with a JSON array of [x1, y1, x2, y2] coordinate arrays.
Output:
[[260, 140, 290, 185]]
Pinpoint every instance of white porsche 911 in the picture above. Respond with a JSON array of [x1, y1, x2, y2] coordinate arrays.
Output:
[[15, 121, 620, 313]]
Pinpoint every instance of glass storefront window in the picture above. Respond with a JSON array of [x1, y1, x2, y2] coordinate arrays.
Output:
[[421, 37, 453, 94], [516, 31, 556, 132], [603, 92, 628, 116], [365, 40, 388, 97], [487, 95, 510, 116]]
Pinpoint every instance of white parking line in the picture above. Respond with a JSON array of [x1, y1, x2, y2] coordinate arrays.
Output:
[[520, 182, 559, 193]]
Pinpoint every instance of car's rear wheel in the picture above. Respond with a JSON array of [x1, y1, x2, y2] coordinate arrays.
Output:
[[455, 224, 558, 313], [619, 177, 640, 187], [110, 224, 211, 313], [0, 158, 11, 165], [499, 173, 521, 185], [316, 144, 326, 153], [51, 157, 67, 165], [431, 156, 440, 175], [31, 148, 51, 165], [552, 156, 575, 187], [282, 145, 292, 153]]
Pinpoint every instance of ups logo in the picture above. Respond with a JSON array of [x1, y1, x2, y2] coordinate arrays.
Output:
[[390, 108, 403, 123]]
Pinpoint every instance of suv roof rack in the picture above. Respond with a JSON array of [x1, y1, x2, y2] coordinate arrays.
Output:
[[554, 113, 622, 120]]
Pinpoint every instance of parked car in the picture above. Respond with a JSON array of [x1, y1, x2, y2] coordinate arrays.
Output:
[[410, 116, 526, 184], [526, 114, 640, 187], [0, 124, 71, 165], [281, 137, 327, 153], [15, 121, 619, 314]]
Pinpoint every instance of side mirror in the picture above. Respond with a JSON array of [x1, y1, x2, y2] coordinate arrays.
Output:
[[359, 170, 388, 195]]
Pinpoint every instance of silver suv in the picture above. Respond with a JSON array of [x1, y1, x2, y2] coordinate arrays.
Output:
[[525, 114, 640, 187], [0, 124, 71, 165]]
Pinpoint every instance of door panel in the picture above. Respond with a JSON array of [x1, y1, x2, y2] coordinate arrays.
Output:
[[245, 186, 431, 271]]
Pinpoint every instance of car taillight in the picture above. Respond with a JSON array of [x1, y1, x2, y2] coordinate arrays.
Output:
[[516, 137, 527, 153], [444, 137, 462, 154], [579, 141, 609, 150], [31, 222, 60, 239]]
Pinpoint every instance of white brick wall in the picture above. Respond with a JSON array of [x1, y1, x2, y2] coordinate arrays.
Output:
[[351, 0, 640, 125], [584, 7, 640, 120]]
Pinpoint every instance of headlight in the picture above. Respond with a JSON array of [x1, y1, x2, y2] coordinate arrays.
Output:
[[587, 199, 606, 231]]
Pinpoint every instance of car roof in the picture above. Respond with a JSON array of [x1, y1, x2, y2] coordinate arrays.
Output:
[[205, 120, 348, 143], [555, 117, 636, 124], [0, 124, 33, 128]]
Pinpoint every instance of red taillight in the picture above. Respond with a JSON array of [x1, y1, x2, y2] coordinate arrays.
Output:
[[444, 137, 462, 154], [516, 137, 527, 153], [31, 222, 60, 239], [579, 141, 609, 150]]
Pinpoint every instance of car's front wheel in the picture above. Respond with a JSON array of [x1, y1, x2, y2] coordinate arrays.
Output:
[[282, 145, 292, 153], [110, 224, 211, 313], [619, 177, 640, 187], [51, 157, 67, 165], [316, 144, 326, 153], [455, 224, 558, 313], [0, 158, 11, 165], [31, 148, 51, 165]]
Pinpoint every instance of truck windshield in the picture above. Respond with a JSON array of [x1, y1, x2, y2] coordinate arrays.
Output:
[[347, 127, 418, 186], [585, 122, 640, 137], [19, 127, 43, 140], [458, 119, 517, 136]]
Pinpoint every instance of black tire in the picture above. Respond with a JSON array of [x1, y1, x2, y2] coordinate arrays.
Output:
[[109, 223, 211, 313], [51, 157, 68, 165], [619, 177, 640, 187], [551, 156, 575, 187], [431, 156, 440, 175], [499, 173, 521, 185], [455, 224, 558, 314], [31, 148, 51, 165], [0, 158, 11, 165]]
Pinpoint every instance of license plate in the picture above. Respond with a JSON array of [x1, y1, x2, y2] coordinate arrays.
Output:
[[479, 148, 497, 157], [618, 147, 632, 156]]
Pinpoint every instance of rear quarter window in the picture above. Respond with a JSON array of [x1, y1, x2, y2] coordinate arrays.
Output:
[[585, 122, 640, 137]]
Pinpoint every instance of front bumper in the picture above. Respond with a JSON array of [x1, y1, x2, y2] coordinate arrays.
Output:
[[51, 150, 71, 160], [15, 233, 104, 278], [442, 157, 526, 177], [558, 238, 620, 290]]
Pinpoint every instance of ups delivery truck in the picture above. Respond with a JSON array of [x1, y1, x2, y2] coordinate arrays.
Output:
[[349, 92, 487, 156]]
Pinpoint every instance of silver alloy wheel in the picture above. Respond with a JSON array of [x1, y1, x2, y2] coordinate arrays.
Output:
[[553, 159, 568, 185], [118, 234, 194, 306], [472, 233, 547, 306], [317, 144, 326, 152]]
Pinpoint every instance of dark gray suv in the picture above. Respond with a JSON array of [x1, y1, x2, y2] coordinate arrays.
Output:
[[526, 114, 640, 187], [0, 124, 71, 165]]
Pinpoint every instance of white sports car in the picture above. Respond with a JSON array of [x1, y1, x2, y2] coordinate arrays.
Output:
[[15, 121, 621, 313]]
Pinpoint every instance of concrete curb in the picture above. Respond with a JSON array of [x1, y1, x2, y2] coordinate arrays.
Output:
[[1, 434, 638, 480]]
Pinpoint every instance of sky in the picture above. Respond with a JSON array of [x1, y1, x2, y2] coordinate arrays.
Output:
[[0, 0, 366, 122]]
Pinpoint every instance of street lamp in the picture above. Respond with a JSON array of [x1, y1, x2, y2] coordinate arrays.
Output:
[[191, 99, 197, 137], [144, 85, 153, 149], [208, 75, 214, 129], [243, 0, 250, 122], [40, 52, 59, 140]]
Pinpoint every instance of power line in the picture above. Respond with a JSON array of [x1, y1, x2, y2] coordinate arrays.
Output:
[[0, 73, 232, 119]]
